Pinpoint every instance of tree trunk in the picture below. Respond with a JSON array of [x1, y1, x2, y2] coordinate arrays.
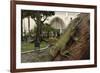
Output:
[[34, 13, 41, 49], [21, 14, 23, 41], [28, 16, 30, 34]]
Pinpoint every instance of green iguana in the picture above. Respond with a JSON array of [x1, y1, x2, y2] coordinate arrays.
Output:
[[48, 16, 82, 59]]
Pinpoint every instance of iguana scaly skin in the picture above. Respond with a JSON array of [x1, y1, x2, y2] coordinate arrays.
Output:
[[48, 17, 82, 58]]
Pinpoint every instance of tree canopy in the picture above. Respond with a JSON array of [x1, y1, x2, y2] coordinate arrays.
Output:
[[21, 10, 55, 48], [21, 10, 55, 23]]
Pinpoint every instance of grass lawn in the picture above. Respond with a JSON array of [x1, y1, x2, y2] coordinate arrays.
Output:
[[40, 41, 47, 48], [21, 41, 48, 52], [21, 42, 34, 52]]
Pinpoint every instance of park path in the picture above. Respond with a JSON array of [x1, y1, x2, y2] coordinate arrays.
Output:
[[21, 45, 52, 63]]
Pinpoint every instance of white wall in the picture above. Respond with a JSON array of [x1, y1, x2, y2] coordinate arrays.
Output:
[[0, 0, 100, 73]]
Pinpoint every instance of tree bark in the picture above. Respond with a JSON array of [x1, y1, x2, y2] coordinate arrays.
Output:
[[21, 14, 23, 41], [28, 16, 30, 34]]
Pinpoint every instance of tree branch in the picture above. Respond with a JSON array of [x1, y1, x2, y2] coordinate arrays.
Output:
[[42, 16, 47, 23], [33, 18, 36, 22]]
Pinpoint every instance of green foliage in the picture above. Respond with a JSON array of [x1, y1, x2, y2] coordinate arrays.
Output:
[[21, 10, 55, 48], [43, 23, 55, 32], [21, 10, 32, 18], [31, 11, 55, 20]]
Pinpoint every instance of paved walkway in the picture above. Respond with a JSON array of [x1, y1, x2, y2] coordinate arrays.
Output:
[[21, 45, 52, 63]]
